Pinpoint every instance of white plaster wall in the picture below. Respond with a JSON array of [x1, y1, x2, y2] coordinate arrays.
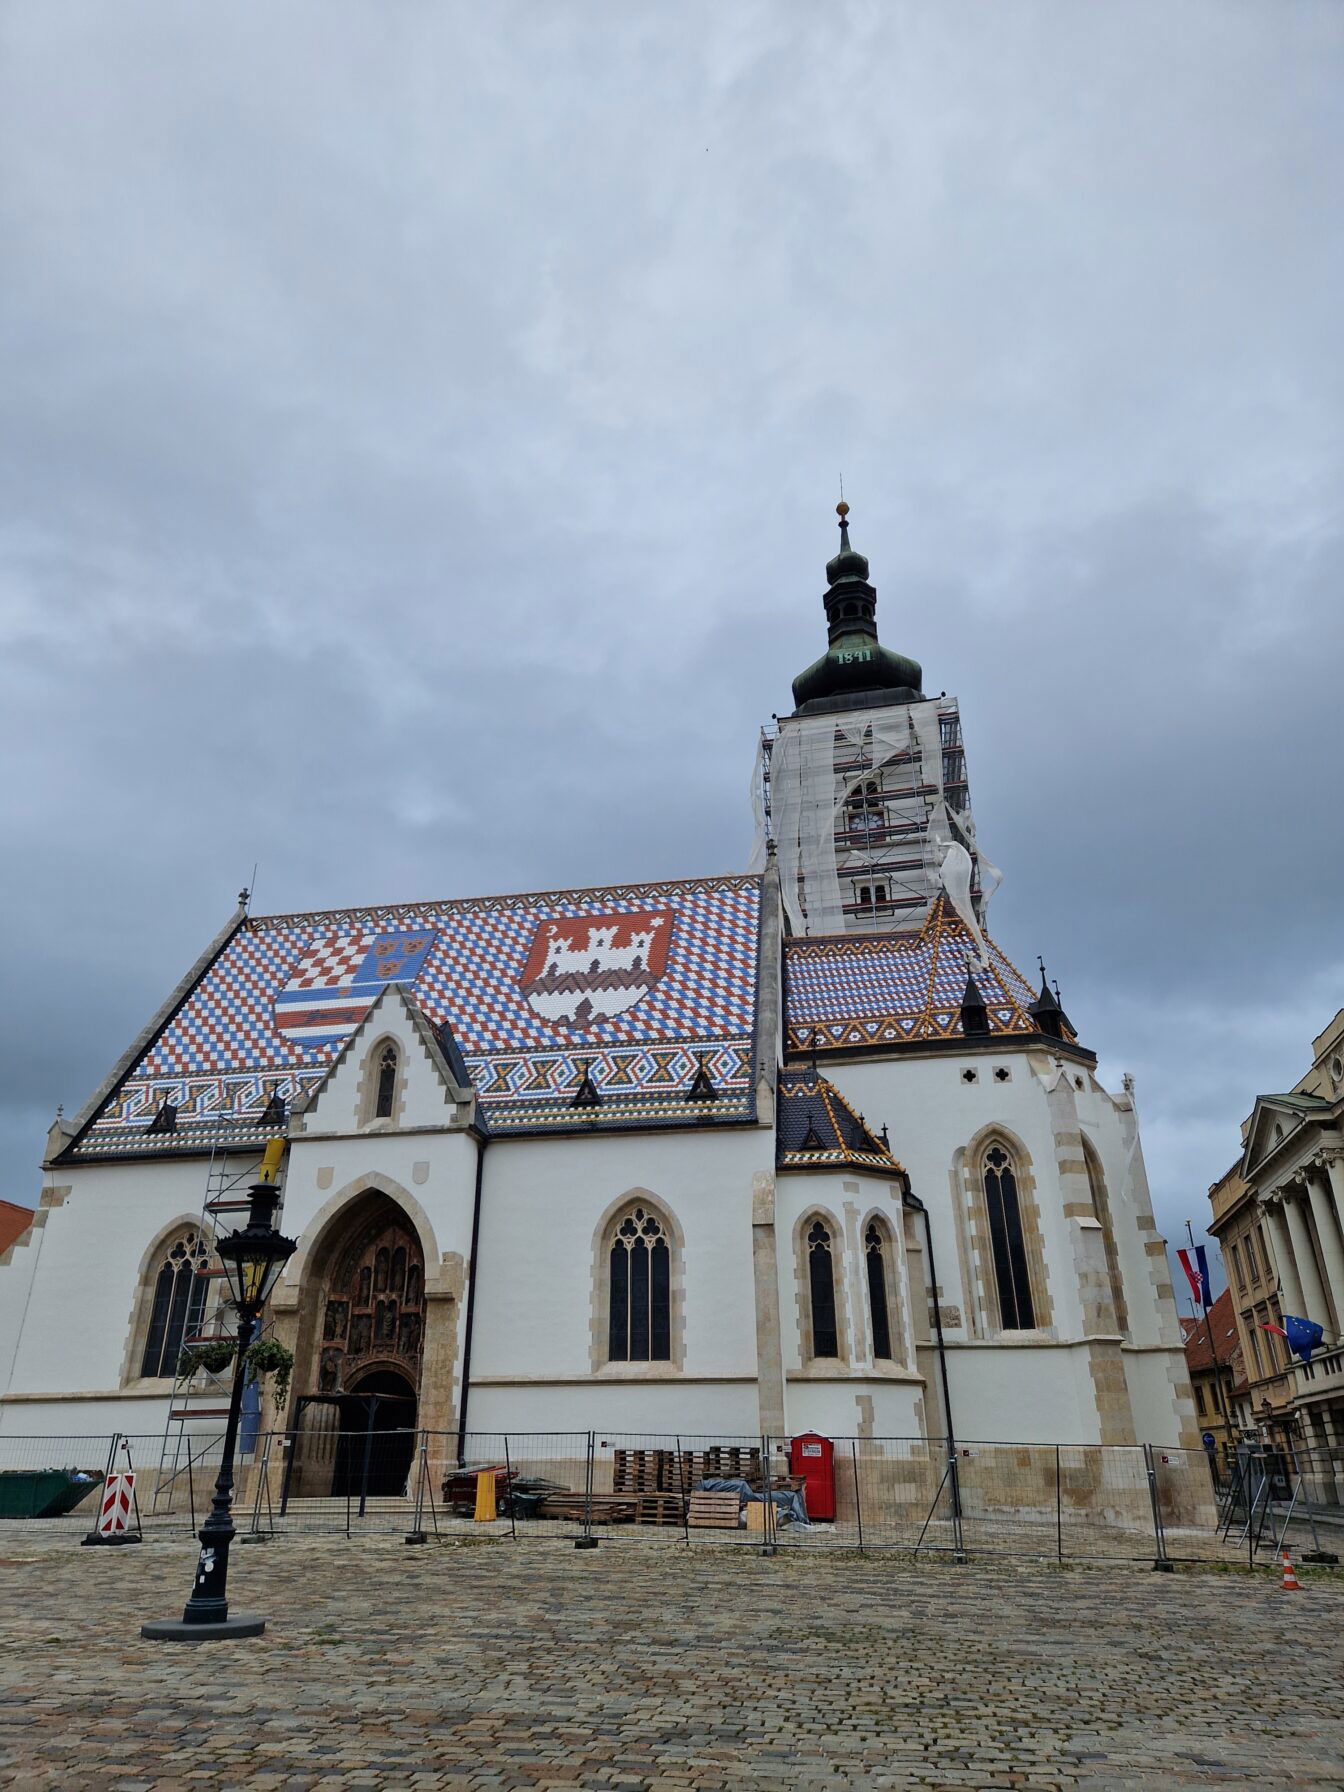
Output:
[[824, 1050, 1080, 1337], [0, 1222, 42, 1408], [823, 1047, 1185, 1444], [466, 1125, 774, 1436], [786, 1379, 924, 1439], [1123, 1349, 1189, 1447], [772, 1168, 925, 1439], [277, 1129, 480, 1276], [941, 1341, 1095, 1444], [0, 1154, 242, 1436]]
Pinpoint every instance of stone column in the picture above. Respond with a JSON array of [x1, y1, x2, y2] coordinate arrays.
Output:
[[751, 1171, 787, 1439], [1305, 1159, 1344, 1334], [1283, 1185, 1329, 1325], [1263, 1196, 1305, 1315]]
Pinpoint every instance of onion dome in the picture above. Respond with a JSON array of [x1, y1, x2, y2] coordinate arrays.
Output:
[[791, 502, 925, 715]]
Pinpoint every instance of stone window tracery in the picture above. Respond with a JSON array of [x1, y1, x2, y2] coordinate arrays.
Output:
[[865, 1221, 894, 1360], [807, 1219, 840, 1358], [982, 1144, 1036, 1330], [607, 1205, 671, 1362], [375, 1045, 398, 1119], [139, 1230, 211, 1378]]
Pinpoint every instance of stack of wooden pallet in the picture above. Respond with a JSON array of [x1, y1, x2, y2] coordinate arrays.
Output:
[[612, 1446, 765, 1496], [534, 1489, 686, 1526]]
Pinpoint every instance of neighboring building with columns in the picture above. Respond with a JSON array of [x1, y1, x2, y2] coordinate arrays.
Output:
[[1215, 1008, 1344, 1461], [0, 507, 1196, 1475]]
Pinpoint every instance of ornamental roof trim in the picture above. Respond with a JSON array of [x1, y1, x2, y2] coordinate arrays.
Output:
[[783, 892, 1046, 1055], [61, 873, 762, 1158], [775, 1068, 905, 1174]]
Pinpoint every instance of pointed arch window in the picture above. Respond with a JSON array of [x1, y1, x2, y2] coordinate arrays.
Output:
[[983, 1144, 1035, 1329], [140, 1231, 211, 1378], [375, 1045, 398, 1119], [608, 1206, 671, 1362], [807, 1219, 840, 1358], [865, 1221, 894, 1360]]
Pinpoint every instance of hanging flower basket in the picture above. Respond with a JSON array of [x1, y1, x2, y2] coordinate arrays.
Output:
[[243, 1337, 294, 1412], [176, 1340, 236, 1380]]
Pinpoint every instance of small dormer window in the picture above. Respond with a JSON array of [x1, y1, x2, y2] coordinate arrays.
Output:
[[375, 1046, 398, 1120]]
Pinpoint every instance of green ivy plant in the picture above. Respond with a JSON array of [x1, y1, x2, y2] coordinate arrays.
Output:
[[176, 1340, 236, 1380], [243, 1337, 294, 1412]]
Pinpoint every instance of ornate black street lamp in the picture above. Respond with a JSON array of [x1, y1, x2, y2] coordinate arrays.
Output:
[[143, 1141, 296, 1642]]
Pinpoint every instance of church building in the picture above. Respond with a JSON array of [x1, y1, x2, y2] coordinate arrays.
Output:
[[0, 506, 1197, 1464]]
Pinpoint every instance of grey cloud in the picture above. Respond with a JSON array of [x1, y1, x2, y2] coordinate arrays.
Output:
[[2, 2, 1341, 1280]]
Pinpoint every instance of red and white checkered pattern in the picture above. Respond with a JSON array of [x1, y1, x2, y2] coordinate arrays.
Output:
[[289, 935, 369, 990]]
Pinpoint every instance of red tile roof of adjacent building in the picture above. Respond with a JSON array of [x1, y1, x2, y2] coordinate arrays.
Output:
[[0, 1200, 34, 1254], [1181, 1288, 1248, 1389]]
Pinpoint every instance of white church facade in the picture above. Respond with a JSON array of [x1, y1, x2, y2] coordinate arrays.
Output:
[[0, 506, 1198, 1462]]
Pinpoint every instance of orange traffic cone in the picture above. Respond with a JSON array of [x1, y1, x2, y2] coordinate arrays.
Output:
[[1280, 1549, 1302, 1591]]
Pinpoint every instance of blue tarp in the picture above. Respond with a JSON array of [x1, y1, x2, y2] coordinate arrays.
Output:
[[698, 1476, 811, 1527]]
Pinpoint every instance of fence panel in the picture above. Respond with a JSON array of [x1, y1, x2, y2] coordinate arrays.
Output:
[[9, 1424, 1333, 1567], [0, 1432, 116, 1531], [1053, 1444, 1158, 1562], [582, 1433, 782, 1546]]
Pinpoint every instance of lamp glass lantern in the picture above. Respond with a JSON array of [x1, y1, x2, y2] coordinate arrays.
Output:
[[214, 1188, 296, 1314]]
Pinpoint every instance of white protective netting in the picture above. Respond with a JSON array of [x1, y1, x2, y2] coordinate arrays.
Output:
[[754, 698, 999, 947]]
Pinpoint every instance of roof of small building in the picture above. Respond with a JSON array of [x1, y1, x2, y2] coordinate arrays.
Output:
[[784, 892, 1061, 1056], [60, 874, 763, 1159], [1180, 1288, 1247, 1390], [775, 1069, 905, 1174], [0, 1200, 34, 1255]]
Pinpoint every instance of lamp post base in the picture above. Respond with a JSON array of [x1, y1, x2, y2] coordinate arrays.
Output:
[[141, 1613, 266, 1642]]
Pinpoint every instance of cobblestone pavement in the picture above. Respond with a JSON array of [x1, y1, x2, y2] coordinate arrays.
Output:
[[1, 1531, 1341, 1790]]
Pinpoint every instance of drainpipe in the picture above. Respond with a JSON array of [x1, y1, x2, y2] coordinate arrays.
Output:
[[455, 1125, 489, 1467], [906, 1182, 960, 1462]]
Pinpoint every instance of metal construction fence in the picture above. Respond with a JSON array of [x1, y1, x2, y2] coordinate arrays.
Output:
[[2, 1427, 1341, 1569]]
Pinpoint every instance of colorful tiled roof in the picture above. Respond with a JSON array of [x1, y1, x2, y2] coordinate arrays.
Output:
[[66, 875, 762, 1156], [776, 1070, 905, 1174], [784, 894, 1046, 1056]]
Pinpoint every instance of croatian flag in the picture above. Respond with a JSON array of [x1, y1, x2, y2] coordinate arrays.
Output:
[[1177, 1244, 1212, 1311], [273, 929, 437, 1048]]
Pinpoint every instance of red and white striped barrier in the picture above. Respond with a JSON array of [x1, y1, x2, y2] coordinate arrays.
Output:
[[96, 1472, 137, 1538]]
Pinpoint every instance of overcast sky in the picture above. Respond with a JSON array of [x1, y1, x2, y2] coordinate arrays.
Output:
[[3, 3, 1341, 1294]]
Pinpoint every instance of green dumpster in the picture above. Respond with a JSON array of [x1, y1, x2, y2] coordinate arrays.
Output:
[[0, 1470, 103, 1519]]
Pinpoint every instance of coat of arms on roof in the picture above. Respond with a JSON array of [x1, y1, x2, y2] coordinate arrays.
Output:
[[273, 929, 438, 1048], [520, 910, 672, 1029]]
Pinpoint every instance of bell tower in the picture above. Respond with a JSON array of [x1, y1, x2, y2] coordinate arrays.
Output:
[[755, 503, 997, 937]]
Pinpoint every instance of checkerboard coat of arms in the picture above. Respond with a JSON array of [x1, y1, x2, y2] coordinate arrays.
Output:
[[520, 910, 672, 1028], [273, 929, 437, 1047]]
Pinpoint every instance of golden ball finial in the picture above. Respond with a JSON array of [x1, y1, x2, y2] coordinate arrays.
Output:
[[836, 500, 849, 518]]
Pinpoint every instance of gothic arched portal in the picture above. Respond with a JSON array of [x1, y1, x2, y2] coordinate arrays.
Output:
[[290, 1190, 426, 1498]]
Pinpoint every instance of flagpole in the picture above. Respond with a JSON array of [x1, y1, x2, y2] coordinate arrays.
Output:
[[1185, 1220, 1233, 1451]]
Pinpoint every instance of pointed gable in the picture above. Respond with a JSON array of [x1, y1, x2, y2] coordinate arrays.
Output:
[[297, 983, 474, 1136], [1241, 1092, 1334, 1181]]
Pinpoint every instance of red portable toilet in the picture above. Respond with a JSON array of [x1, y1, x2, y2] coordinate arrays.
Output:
[[788, 1432, 836, 1522]]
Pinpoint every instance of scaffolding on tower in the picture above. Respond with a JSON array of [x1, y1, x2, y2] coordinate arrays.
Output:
[[752, 696, 1001, 939]]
